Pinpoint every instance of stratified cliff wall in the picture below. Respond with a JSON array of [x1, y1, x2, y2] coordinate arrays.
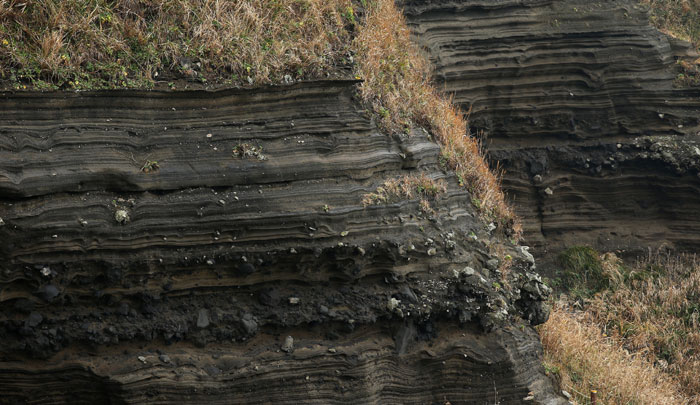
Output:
[[0, 81, 563, 404], [402, 0, 700, 260]]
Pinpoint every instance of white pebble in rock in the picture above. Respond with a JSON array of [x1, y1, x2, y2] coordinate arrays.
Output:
[[387, 297, 401, 312], [114, 209, 130, 224], [427, 247, 437, 256], [281, 336, 294, 353]]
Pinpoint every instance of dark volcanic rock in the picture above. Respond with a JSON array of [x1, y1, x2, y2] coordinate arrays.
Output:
[[402, 0, 700, 263], [24, 312, 43, 328], [0, 81, 562, 403], [197, 309, 210, 329], [37, 285, 60, 302]]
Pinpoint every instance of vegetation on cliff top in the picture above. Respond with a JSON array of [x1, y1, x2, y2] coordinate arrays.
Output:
[[0, 0, 354, 90], [0, 0, 516, 228], [540, 251, 700, 404]]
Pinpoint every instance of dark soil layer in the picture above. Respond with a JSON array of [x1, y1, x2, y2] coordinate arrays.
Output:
[[402, 0, 700, 266], [0, 81, 562, 403]]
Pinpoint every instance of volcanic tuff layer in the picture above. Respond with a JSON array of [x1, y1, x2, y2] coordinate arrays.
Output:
[[0, 81, 563, 403], [402, 0, 700, 261]]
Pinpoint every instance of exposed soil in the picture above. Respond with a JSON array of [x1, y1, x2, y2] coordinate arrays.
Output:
[[0, 80, 561, 403]]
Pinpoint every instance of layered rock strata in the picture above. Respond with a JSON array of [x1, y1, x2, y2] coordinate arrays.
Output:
[[402, 0, 700, 261], [0, 81, 562, 403]]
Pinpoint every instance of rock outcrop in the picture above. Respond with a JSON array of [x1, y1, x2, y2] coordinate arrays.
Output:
[[402, 0, 700, 262], [0, 81, 562, 403]]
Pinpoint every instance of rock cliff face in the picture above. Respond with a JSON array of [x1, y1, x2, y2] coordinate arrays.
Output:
[[0, 81, 562, 403], [402, 0, 700, 262]]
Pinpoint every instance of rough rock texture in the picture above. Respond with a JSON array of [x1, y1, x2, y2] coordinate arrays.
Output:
[[402, 0, 700, 262], [0, 81, 563, 403]]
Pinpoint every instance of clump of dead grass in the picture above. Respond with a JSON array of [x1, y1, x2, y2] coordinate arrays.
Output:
[[353, 0, 518, 233], [362, 173, 446, 213], [0, 0, 353, 89], [539, 302, 685, 405]]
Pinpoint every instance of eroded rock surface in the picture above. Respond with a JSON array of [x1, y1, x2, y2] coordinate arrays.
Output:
[[402, 0, 700, 261], [0, 82, 562, 403]]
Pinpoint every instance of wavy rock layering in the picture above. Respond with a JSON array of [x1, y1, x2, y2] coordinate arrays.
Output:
[[402, 0, 700, 261], [0, 81, 562, 403]]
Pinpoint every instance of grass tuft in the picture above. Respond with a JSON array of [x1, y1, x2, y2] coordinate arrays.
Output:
[[362, 173, 446, 207]]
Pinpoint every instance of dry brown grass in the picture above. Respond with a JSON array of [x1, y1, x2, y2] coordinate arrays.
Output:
[[362, 173, 446, 209], [587, 252, 700, 403], [541, 251, 700, 404], [353, 0, 518, 232], [540, 302, 685, 405], [0, 0, 353, 89]]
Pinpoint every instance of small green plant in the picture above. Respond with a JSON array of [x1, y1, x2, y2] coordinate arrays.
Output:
[[542, 362, 560, 376], [343, 6, 355, 23], [141, 160, 160, 173]]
